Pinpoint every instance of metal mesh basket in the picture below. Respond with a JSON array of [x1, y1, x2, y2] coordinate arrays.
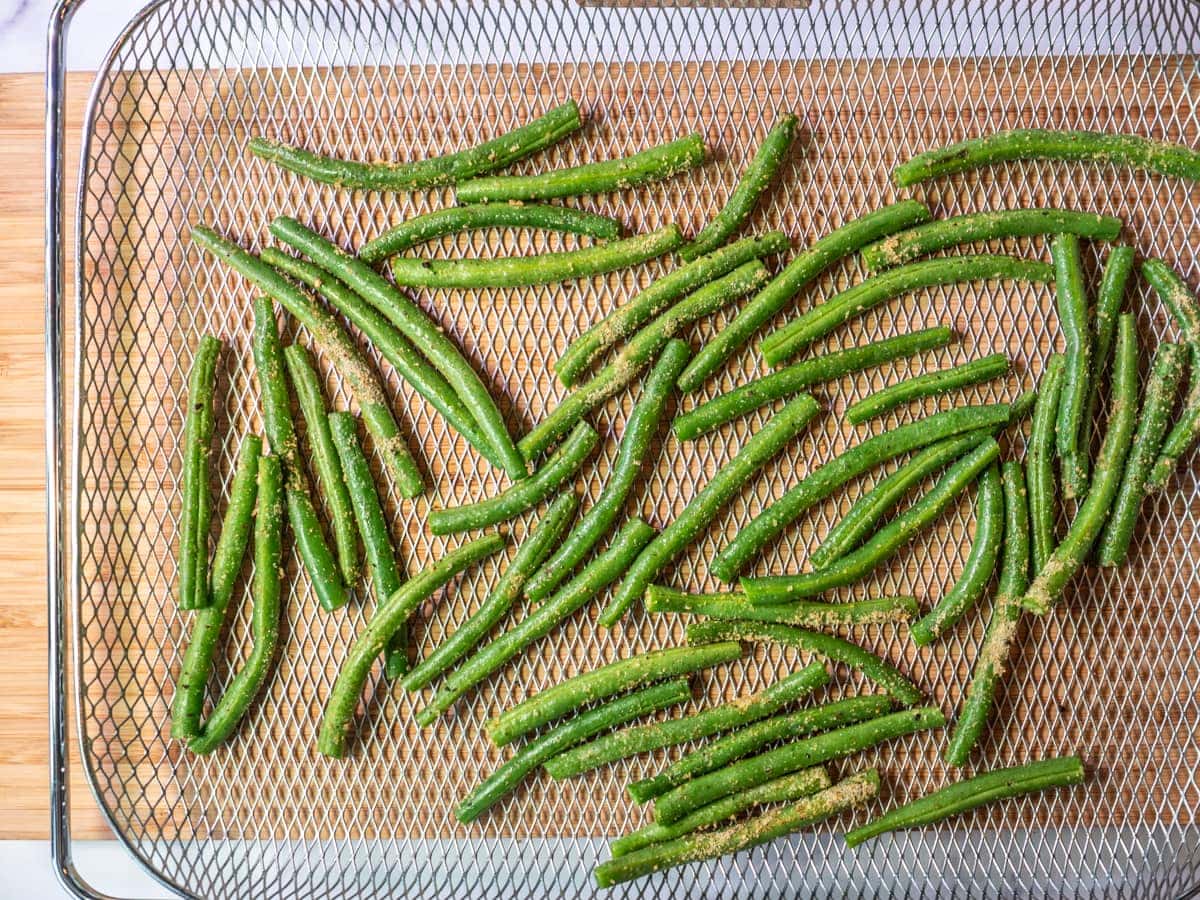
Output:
[[46, 1, 1200, 898]]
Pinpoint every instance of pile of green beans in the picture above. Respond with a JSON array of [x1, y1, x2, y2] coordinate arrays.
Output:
[[178, 335, 221, 611], [645, 586, 920, 629], [845, 353, 1010, 425]]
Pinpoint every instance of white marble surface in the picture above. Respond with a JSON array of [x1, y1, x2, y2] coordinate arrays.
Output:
[[0, 0, 145, 72]]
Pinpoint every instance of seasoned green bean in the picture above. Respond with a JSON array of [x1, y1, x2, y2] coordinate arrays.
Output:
[[674, 326, 954, 440], [845, 756, 1086, 848], [645, 585, 920, 628], [846, 353, 1011, 425], [318, 533, 506, 758], [429, 422, 597, 534], [1052, 234, 1093, 498], [525, 340, 690, 603], [681, 114, 798, 261], [189, 453, 284, 754], [401, 491, 579, 692], [739, 437, 1001, 602], [456, 133, 706, 204], [456, 679, 692, 824], [893, 128, 1200, 187], [676, 200, 932, 392], [1027, 354, 1066, 572], [944, 460, 1029, 767], [1022, 315, 1139, 615], [416, 518, 656, 726], [1082, 246, 1135, 486], [543, 663, 828, 781], [249, 100, 583, 191], [710, 403, 1012, 581], [860, 208, 1123, 270], [599, 392, 821, 626], [359, 203, 622, 263], [556, 231, 789, 387], [179, 334, 221, 611]]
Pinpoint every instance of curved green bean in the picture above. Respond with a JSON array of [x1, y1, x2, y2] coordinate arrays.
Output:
[[415, 518, 656, 726], [681, 114, 798, 261], [248, 100, 583, 191], [172, 435, 262, 740], [1052, 234, 1093, 498], [525, 340, 690, 603], [543, 663, 828, 781], [845, 755, 1086, 848], [944, 460, 1029, 767], [893, 128, 1200, 187], [600, 392, 822, 627], [860, 208, 1123, 270], [676, 200, 932, 392], [179, 334, 221, 611], [1022, 315, 1139, 615], [710, 403, 1012, 581], [555, 231, 789, 387], [318, 532, 506, 758], [760, 255, 1052, 366], [1027, 354, 1066, 572], [739, 437, 1001, 602], [456, 133, 706, 204], [429, 422, 597, 534], [189, 453, 284, 754], [1082, 246, 1134, 478], [674, 326, 954, 441], [401, 491, 579, 692], [846, 353, 1010, 425], [456, 679, 692, 824], [359, 203, 622, 263], [645, 586, 920, 629]]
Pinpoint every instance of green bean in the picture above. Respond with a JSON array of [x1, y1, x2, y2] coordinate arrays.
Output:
[[681, 114, 798, 261], [390, 225, 682, 289], [416, 519, 656, 726], [522, 261, 775, 459], [860, 208, 1123, 271], [739, 437, 1001, 602], [525, 340, 690, 603], [910, 463, 1004, 646], [597, 769, 879, 888], [609, 766, 832, 858], [251, 296, 348, 612], [645, 586, 920, 629], [543, 663, 828, 781], [674, 326, 954, 441], [652, 708, 942, 825], [266, 217, 526, 479], [1081, 246, 1134, 482], [627, 695, 893, 804], [429, 422, 598, 534], [328, 412, 407, 678], [760, 255, 1052, 366], [401, 491, 579, 692], [710, 403, 1012, 581], [1096, 341, 1186, 566], [1027, 354, 1066, 572], [1022, 315, 1139, 615], [599, 392, 822, 626], [283, 344, 360, 586], [1051, 234, 1093, 498], [358, 203, 622, 263], [457, 679, 692, 824], [846, 353, 1011, 425], [893, 128, 1200, 187], [188, 453, 284, 754], [677, 200, 932, 393], [944, 460, 1030, 767], [687, 620, 923, 706], [1007, 389, 1037, 424], [248, 100, 583, 191], [811, 432, 992, 569], [1142, 259, 1200, 489], [261, 248, 502, 471], [178, 334, 221, 611], [456, 133, 706, 204], [318, 533, 506, 758], [171, 435, 262, 740], [556, 231, 789, 387], [485, 642, 743, 748], [844, 755, 1086, 848], [192, 229, 427, 495]]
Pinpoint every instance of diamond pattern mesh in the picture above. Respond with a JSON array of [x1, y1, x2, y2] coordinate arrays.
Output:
[[68, 1, 1199, 897]]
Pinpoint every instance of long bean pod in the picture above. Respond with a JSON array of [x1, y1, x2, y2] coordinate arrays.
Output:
[[1052, 234, 1093, 498], [846, 353, 1010, 425], [1027, 354, 1066, 572], [1081, 246, 1135, 483], [600, 393, 822, 626], [179, 335, 221, 611], [676, 200, 932, 392], [249, 100, 583, 191], [645, 585, 920, 628]]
